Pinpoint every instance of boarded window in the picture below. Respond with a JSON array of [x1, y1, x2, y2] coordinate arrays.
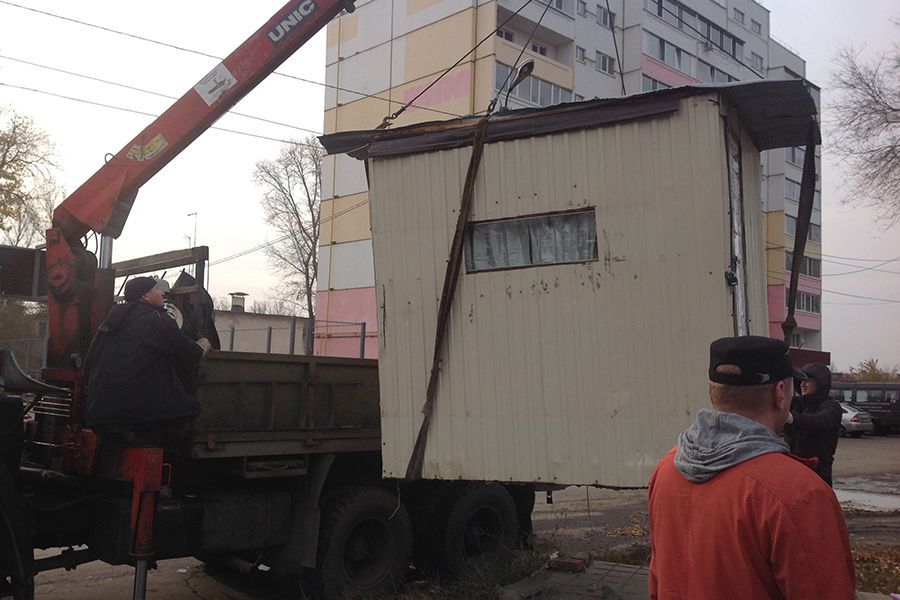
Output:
[[465, 209, 599, 272]]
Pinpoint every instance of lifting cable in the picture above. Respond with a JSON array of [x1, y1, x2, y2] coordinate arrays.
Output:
[[404, 0, 554, 481], [405, 111, 492, 480], [781, 117, 820, 344], [376, 0, 536, 130]]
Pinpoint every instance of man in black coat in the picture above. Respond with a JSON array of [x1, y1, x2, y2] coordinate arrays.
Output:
[[784, 363, 842, 486], [85, 276, 212, 446]]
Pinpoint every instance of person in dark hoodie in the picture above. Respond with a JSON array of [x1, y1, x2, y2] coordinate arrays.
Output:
[[784, 362, 841, 486], [648, 336, 854, 600], [85, 276, 212, 447]]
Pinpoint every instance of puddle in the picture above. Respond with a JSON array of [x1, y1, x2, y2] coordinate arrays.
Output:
[[834, 488, 900, 511]]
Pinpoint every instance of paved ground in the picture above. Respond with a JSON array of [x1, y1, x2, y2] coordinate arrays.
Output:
[[28, 434, 900, 599]]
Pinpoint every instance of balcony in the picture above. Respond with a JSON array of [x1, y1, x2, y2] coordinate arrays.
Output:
[[497, 0, 575, 45]]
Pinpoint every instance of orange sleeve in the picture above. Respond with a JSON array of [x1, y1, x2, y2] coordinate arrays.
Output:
[[769, 486, 855, 599]]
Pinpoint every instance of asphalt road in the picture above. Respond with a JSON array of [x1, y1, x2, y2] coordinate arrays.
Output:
[[27, 434, 900, 600]]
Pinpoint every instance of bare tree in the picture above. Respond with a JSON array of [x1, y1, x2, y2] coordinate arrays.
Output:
[[253, 136, 322, 318], [829, 41, 900, 226], [249, 298, 297, 316], [0, 106, 61, 246]]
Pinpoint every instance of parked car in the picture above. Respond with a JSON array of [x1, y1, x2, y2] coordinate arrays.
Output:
[[831, 382, 900, 434], [839, 402, 875, 437]]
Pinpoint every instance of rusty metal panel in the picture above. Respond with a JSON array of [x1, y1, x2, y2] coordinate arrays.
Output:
[[191, 352, 380, 459], [368, 94, 770, 486]]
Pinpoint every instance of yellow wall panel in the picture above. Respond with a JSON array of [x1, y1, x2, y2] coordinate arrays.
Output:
[[338, 12, 358, 44], [404, 10, 477, 84], [407, 0, 443, 15], [325, 94, 396, 134], [320, 193, 372, 244]]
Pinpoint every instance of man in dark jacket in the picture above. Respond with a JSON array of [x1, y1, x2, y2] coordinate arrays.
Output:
[[784, 362, 841, 486], [85, 276, 212, 446]]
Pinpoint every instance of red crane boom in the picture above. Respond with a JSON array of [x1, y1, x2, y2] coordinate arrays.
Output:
[[46, 0, 354, 369]]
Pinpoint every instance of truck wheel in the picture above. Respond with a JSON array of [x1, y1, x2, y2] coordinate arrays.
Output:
[[313, 486, 412, 598], [430, 483, 519, 578]]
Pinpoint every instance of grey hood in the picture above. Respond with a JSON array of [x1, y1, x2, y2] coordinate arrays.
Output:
[[674, 409, 789, 483]]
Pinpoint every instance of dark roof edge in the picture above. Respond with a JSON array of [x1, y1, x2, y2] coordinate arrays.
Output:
[[320, 79, 819, 159]]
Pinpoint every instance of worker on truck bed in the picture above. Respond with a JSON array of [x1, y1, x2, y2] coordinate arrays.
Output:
[[648, 336, 855, 600], [84, 276, 212, 448]]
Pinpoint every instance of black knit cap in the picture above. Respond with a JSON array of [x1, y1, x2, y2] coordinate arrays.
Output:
[[709, 335, 807, 386], [123, 276, 158, 302]]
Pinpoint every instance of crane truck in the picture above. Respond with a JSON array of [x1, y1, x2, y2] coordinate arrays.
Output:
[[0, 2, 536, 599]]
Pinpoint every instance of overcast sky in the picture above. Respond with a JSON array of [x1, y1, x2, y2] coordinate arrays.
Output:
[[0, 0, 898, 369]]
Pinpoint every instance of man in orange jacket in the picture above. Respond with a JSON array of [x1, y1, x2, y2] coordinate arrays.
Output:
[[648, 336, 855, 599]]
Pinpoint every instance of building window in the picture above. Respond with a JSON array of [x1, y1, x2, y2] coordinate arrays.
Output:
[[577, 0, 587, 15], [495, 62, 572, 107], [644, 0, 695, 31], [643, 31, 693, 76], [596, 51, 616, 75], [809, 223, 821, 243], [751, 52, 764, 71], [642, 75, 670, 92], [751, 19, 762, 35], [597, 5, 615, 29], [733, 8, 744, 23], [785, 146, 805, 166], [790, 332, 802, 348], [785, 215, 822, 243], [531, 42, 548, 56], [785, 251, 821, 278], [786, 291, 821, 314], [785, 178, 802, 203], [576, 46, 586, 63], [698, 16, 745, 59], [497, 28, 514, 42], [465, 209, 599, 272], [698, 60, 734, 83], [553, 0, 574, 16]]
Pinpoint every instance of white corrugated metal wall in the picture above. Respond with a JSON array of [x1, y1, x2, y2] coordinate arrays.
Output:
[[369, 94, 767, 486]]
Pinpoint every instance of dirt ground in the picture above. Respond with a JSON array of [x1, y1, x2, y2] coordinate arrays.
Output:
[[531, 433, 900, 558]]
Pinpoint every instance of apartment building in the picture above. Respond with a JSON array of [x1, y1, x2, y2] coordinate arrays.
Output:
[[318, 0, 823, 356]]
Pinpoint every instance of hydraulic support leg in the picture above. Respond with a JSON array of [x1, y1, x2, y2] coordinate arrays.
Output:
[[119, 448, 165, 600]]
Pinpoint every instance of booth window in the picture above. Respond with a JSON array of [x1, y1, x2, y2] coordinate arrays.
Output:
[[465, 208, 599, 272]]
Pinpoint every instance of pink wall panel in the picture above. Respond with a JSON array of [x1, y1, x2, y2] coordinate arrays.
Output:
[[641, 55, 699, 88], [767, 283, 821, 339], [314, 287, 379, 358], [403, 66, 471, 115]]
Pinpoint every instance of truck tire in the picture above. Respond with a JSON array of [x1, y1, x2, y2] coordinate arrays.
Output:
[[313, 486, 412, 599], [428, 483, 519, 578]]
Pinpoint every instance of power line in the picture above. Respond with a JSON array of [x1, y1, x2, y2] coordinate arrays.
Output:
[[0, 54, 322, 136], [765, 243, 900, 275], [210, 198, 369, 266], [766, 270, 900, 304], [0, 82, 321, 148], [821, 254, 900, 277], [379, 0, 537, 127], [822, 252, 900, 263], [0, 0, 462, 120]]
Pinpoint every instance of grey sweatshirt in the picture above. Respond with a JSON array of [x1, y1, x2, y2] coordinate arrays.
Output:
[[674, 409, 789, 483]]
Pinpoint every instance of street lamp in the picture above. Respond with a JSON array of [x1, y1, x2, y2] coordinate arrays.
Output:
[[187, 212, 198, 248]]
